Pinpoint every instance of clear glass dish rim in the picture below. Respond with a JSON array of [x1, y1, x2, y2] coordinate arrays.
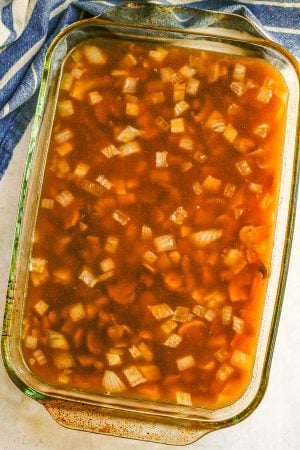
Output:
[[1, 14, 300, 431]]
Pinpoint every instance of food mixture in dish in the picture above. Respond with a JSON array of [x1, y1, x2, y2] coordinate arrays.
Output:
[[22, 38, 287, 408]]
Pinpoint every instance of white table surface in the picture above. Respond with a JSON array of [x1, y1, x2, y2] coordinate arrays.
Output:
[[0, 122, 299, 450]]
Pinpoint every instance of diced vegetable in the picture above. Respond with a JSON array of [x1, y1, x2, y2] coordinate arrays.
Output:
[[202, 175, 221, 193], [141, 225, 153, 240], [48, 330, 69, 350], [55, 141, 73, 157], [155, 116, 170, 131], [54, 128, 73, 145], [81, 180, 104, 197], [186, 78, 200, 96], [214, 347, 229, 363], [58, 100, 74, 117], [25, 335, 38, 349], [148, 303, 174, 320], [256, 86, 272, 104], [235, 160, 252, 176], [73, 162, 89, 179], [117, 126, 141, 143], [106, 351, 122, 367], [69, 303, 85, 322], [253, 123, 270, 139], [169, 206, 188, 225], [222, 305, 232, 325], [230, 81, 246, 97], [230, 349, 252, 371], [173, 307, 190, 323], [96, 174, 113, 190], [123, 77, 138, 94], [233, 63, 246, 82], [101, 144, 120, 159], [83, 45, 107, 65], [29, 257, 47, 273], [249, 183, 262, 194], [33, 349, 47, 365], [112, 209, 130, 226], [139, 364, 161, 382], [154, 234, 176, 252], [193, 151, 207, 163], [149, 47, 168, 62], [223, 124, 238, 143], [79, 269, 98, 288], [174, 100, 190, 117], [34, 299, 49, 316], [118, 141, 141, 157], [176, 391, 192, 406], [215, 363, 234, 383], [206, 111, 226, 133], [204, 309, 216, 322], [192, 181, 203, 195], [60, 73, 74, 91], [123, 365, 146, 387], [102, 370, 127, 393], [100, 258, 115, 272], [232, 316, 245, 334], [179, 136, 194, 152], [190, 229, 223, 247], [223, 183, 236, 198], [53, 352, 75, 370], [171, 118, 185, 133], [126, 102, 138, 117], [156, 151, 168, 168], [171, 72, 184, 86], [177, 355, 196, 371], [88, 91, 103, 105], [160, 67, 175, 83], [160, 319, 178, 334], [173, 83, 186, 101], [105, 235, 119, 253]]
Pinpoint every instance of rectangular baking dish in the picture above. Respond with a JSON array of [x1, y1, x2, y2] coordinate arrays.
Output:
[[2, 5, 299, 445]]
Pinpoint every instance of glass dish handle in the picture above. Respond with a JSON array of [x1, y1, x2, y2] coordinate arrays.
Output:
[[41, 399, 211, 445]]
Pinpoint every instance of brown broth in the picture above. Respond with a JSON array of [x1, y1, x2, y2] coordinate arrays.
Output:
[[22, 38, 288, 409]]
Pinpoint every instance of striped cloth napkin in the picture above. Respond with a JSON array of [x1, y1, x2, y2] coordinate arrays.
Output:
[[0, 0, 299, 178]]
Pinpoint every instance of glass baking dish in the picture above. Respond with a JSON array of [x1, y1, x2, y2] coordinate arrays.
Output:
[[1, 4, 299, 445]]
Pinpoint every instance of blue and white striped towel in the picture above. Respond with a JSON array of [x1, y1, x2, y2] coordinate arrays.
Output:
[[0, 0, 299, 178]]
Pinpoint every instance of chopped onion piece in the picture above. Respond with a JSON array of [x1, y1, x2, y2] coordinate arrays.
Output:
[[227, 103, 240, 115], [141, 225, 152, 240], [112, 209, 130, 226], [149, 47, 168, 62], [117, 126, 141, 143], [177, 355, 195, 371], [150, 91, 165, 105], [126, 102, 138, 117], [193, 151, 207, 164], [233, 63, 246, 81], [154, 234, 176, 252], [192, 181, 203, 195], [123, 365, 146, 387], [156, 151, 168, 168], [206, 111, 226, 133], [123, 77, 138, 94], [98, 271, 114, 283], [111, 69, 128, 76], [160, 67, 175, 82], [223, 183, 236, 198], [249, 182, 262, 194], [55, 141, 73, 157], [173, 307, 190, 323], [79, 269, 98, 288], [58, 100, 74, 117], [253, 123, 270, 139], [129, 345, 142, 360], [223, 123, 238, 143], [230, 81, 246, 97], [179, 64, 197, 79], [101, 144, 120, 159], [192, 304, 206, 318], [232, 316, 245, 334], [214, 347, 229, 363], [155, 116, 170, 131], [88, 90, 103, 105], [139, 364, 161, 382], [106, 352, 122, 367], [60, 73, 73, 91], [69, 302, 85, 323], [29, 257, 47, 273], [222, 305, 233, 325], [164, 333, 182, 349], [190, 229, 223, 247], [174, 100, 190, 117], [179, 136, 194, 152], [186, 78, 200, 96], [73, 162, 89, 179], [171, 72, 184, 86], [223, 249, 246, 274], [25, 335, 38, 350], [143, 250, 157, 264], [100, 258, 115, 273], [169, 206, 188, 225], [41, 198, 54, 209], [256, 85, 272, 104], [118, 141, 141, 157], [54, 128, 73, 145], [181, 161, 193, 173], [83, 45, 107, 65], [105, 235, 119, 253], [138, 342, 153, 362], [81, 179, 104, 197], [120, 53, 137, 68], [48, 330, 69, 350], [236, 160, 252, 176], [230, 350, 251, 371], [202, 175, 221, 193], [204, 309, 216, 322], [171, 118, 185, 134], [173, 83, 186, 101], [160, 319, 178, 334], [34, 299, 49, 316], [33, 349, 47, 365], [215, 363, 234, 383], [102, 370, 126, 393], [148, 303, 174, 320], [96, 174, 113, 190], [176, 391, 192, 406]]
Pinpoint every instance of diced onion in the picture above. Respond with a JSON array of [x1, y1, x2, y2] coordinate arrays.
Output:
[[81, 179, 104, 197], [204, 309, 216, 322], [214, 347, 229, 363], [233, 63, 246, 82], [83, 45, 107, 65], [25, 335, 38, 349], [69, 303, 85, 323], [206, 111, 226, 133], [192, 304, 206, 318], [186, 78, 200, 96], [60, 73, 74, 91], [112, 209, 130, 226], [101, 144, 120, 159], [96, 174, 113, 190], [160, 319, 178, 334], [111, 69, 128, 76], [141, 225, 152, 240], [34, 299, 49, 316], [253, 123, 270, 139], [249, 182, 262, 194], [174, 100, 190, 117], [179, 65, 197, 79], [193, 151, 207, 164], [126, 102, 138, 117], [181, 161, 193, 173], [222, 305, 233, 325], [232, 316, 245, 334], [102, 370, 127, 393], [155, 116, 170, 131], [29, 257, 47, 273], [118, 141, 141, 157], [71, 67, 84, 79], [177, 355, 196, 371], [41, 198, 54, 209], [54, 128, 73, 145], [149, 47, 168, 62], [100, 258, 115, 272], [202, 175, 221, 193], [171, 72, 184, 86], [123, 77, 138, 94], [215, 363, 234, 383], [55, 141, 73, 157], [160, 67, 175, 83], [79, 269, 98, 288], [235, 160, 252, 176], [169, 207, 188, 225], [148, 303, 174, 320], [138, 342, 153, 362], [230, 349, 251, 371], [164, 333, 182, 348], [33, 349, 47, 365], [154, 234, 176, 252], [143, 250, 157, 265], [106, 352, 122, 367], [171, 118, 185, 134], [179, 136, 194, 152], [123, 365, 146, 387], [105, 235, 119, 253], [230, 81, 246, 97], [150, 91, 165, 105], [156, 151, 168, 168], [139, 364, 161, 382], [190, 229, 223, 247], [192, 181, 203, 195], [58, 100, 74, 117], [223, 183, 236, 198], [173, 307, 190, 323], [73, 162, 89, 179], [88, 90, 103, 105], [173, 83, 186, 101], [120, 53, 137, 68], [256, 86, 272, 104], [98, 271, 114, 283], [223, 124, 238, 143], [48, 330, 69, 350], [117, 126, 141, 143], [176, 391, 192, 406]]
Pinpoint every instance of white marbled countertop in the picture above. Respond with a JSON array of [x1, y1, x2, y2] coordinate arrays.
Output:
[[0, 123, 299, 450]]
